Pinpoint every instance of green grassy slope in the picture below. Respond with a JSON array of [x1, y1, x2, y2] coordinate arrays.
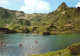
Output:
[[27, 2, 80, 34], [0, 2, 80, 34]]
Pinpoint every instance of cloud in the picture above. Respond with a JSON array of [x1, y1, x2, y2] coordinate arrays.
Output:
[[0, 0, 9, 7], [15, 0, 19, 2], [20, 0, 50, 13], [76, 2, 80, 7]]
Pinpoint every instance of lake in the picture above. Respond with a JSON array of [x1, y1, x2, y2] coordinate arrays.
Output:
[[0, 33, 80, 56]]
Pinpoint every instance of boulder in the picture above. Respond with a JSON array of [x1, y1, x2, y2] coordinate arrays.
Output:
[[69, 44, 80, 55], [42, 31, 51, 35]]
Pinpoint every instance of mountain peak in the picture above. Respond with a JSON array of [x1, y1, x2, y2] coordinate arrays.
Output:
[[61, 2, 66, 6], [57, 2, 68, 11]]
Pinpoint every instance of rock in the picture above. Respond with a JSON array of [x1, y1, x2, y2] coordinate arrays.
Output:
[[69, 44, 80, 55], [57, 2, 68, 10], [17, 19, 30, 26], [19, 28, 30, 33], [42, 31, 51, 35], [58, 52, 62, 55], [0, 28, 17, 34], [32, 27, 38, 32]]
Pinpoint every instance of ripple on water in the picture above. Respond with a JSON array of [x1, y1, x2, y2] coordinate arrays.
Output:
[[0, 33, 80, 56]]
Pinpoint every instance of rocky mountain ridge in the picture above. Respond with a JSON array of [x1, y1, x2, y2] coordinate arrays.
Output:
[[0, 2, 80, 34]]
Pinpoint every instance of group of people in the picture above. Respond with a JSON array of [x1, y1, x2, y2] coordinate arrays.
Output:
[[19, 41, 38, 48], [0, 41, 38, 48]]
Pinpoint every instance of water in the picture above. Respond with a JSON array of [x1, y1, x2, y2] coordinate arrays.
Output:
[[0, 33, 80, 56]]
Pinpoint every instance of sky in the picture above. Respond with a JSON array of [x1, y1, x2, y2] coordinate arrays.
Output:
[[0, 0, 80, 14]]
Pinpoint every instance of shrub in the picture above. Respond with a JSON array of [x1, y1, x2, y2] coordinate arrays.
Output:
[[69, 44, 80, 55]]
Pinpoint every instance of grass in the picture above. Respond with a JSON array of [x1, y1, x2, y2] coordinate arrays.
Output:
[[1, 2, 80, 35]]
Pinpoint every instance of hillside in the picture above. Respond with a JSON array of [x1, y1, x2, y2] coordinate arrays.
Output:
[[0, 2, 80, 34], [28, 2, 80, 35]]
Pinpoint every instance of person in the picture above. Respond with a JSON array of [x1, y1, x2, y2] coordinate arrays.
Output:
[[1, 41, 3, 48], [31, 46, 33, 48], [3, 42, 6, 48], [35, 41, 38, 44], [19, 44, 22, 48]]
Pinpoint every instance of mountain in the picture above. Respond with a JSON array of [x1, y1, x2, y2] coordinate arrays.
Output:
[[0, 2, 80, 34]]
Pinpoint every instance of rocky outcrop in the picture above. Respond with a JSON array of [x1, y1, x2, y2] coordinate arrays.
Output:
[[42, 31, 51, 35], [57, 2, 69, 11], [0, 2, 80, 35], [19, 28, 30, 33], [0, 28, 16, 34], [17, 19, 30, 26], [69, 43, 80, 55]]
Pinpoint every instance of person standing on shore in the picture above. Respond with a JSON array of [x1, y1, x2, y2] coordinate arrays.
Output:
[[3, 42, 6, 48], [1, 41, 3, 48]]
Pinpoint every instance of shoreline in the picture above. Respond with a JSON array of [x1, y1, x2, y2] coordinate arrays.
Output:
[[0, 28, 80, 35], [29, 42, 80, 56], [0, 30, 80, 35]]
